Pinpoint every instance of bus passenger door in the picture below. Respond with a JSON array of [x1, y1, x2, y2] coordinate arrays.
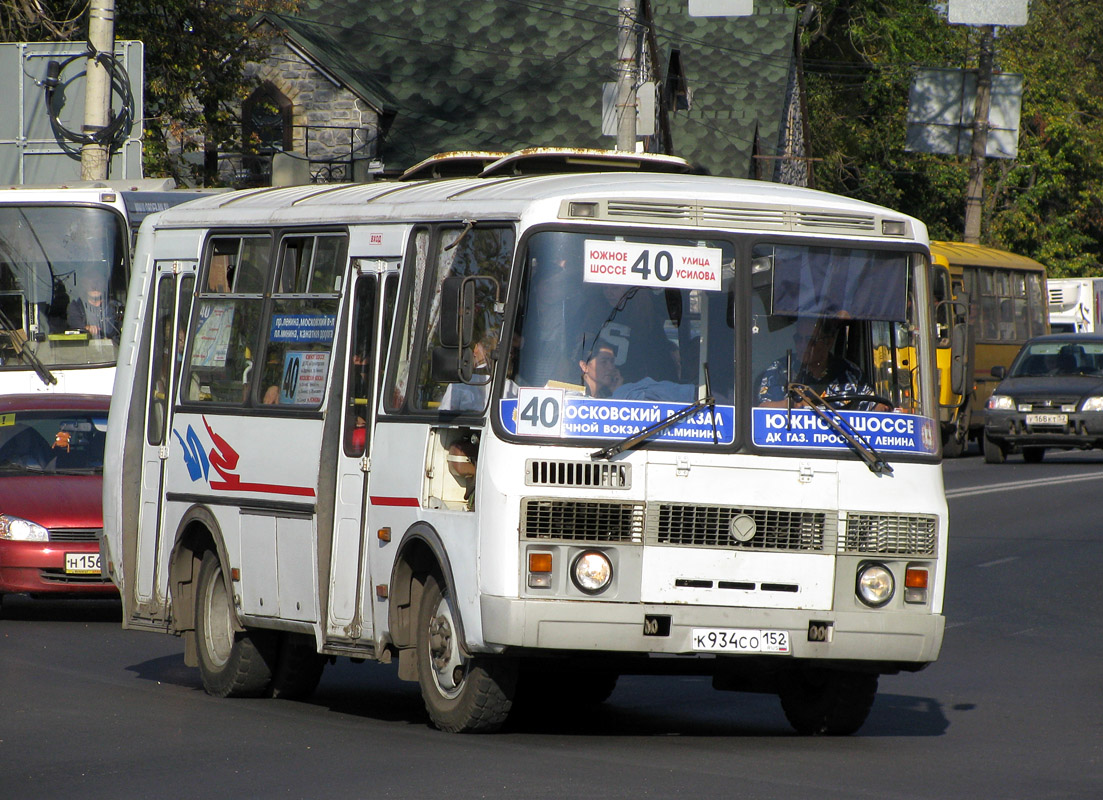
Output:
[[136, 263, 195, 611], [326, 270, 394, 643]]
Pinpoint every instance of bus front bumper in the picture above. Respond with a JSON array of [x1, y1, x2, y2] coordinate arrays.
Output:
[[480, 596, 944, 667]]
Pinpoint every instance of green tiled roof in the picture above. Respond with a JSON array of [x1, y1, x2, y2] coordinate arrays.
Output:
[[263, 0, 797, 178]]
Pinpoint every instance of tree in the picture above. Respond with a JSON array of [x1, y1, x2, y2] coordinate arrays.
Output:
[[0, 1, 85, 41], [791, 0, 1103, 275], [116, 1, 298, 186]]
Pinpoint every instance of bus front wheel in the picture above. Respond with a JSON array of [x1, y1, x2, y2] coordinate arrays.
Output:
[[415, 574, 516, 732], [778, 669, 878, 736], [195, 550, 276, 698]]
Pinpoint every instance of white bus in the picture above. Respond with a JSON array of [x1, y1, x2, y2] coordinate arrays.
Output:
[[0, 182, 206, 396], [102, 154, 947, 734]]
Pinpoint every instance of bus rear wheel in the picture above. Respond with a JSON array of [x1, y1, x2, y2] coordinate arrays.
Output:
[[778, 669, 878, 736], [416, 574, 515, 732], [195, 550, 276, 698]]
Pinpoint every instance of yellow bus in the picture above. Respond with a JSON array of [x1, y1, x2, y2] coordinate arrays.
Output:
[[930, 242, 1049, 456]]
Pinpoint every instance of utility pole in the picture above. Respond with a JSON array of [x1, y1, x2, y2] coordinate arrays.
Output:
[[80, 0, 116, 181], [962, 25, 994, 244], [615, 0, 637, 151]]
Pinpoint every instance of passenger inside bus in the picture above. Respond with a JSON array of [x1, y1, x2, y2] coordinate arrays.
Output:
[[577, 337, 622, 398], [757, 317, 887, 411]]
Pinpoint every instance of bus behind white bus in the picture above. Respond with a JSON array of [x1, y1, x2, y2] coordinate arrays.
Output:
[[0, 182, 207, 396], [102, 153, 947, 734]]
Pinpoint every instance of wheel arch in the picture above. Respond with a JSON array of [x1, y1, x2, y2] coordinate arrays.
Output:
[[387, 521, 461, 680], [168, 504, 236, 667]]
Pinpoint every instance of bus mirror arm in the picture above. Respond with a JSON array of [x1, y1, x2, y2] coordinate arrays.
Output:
[[788, 383, 894, 477]]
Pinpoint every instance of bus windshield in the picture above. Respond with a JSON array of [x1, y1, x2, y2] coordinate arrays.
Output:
[[503, 230, 934, 457], [0, 205, 127, 371], [504, 229, 737, 445]]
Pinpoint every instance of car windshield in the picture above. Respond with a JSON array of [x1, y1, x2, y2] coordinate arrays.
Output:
[[0, 409, 107, 473], [1010, 340, 1103, 377]]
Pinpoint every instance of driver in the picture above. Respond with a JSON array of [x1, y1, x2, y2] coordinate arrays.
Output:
[[758, 317, 887, 410]]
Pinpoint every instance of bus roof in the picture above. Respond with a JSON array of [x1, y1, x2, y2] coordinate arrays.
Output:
[[930, 241, 1048, 272], [144, 172, 927, 242]]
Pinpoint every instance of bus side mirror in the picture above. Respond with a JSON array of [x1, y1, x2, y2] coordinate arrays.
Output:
[[438, 275, 475, 348], [950, 321, 968, 395], [433, 275, 475, 383]]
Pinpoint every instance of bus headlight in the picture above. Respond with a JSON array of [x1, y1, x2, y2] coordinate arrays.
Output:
[[1081, 396, 1103, 412], [571, 550, 612, 595], [856, 563, 894, 607], [987, 394, 1015, 411]]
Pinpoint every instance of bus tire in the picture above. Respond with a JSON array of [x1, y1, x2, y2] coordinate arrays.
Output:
[[196, 550, 276, 698], [982, 433, 1007, 464], [268, 634, 327, 700], [778, 669, 878, 736], [416, 574, 515, 733]]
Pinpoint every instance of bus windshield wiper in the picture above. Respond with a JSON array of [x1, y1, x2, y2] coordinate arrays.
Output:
[[0, 307, 56, 386], [591, 366, 717, 461], [787, 383, 893, 476]]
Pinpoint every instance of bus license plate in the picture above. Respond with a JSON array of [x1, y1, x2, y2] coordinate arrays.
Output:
[[1027, 413, 1067, 426], [691, 628, 790, 654], [65, 552, 101, 575]]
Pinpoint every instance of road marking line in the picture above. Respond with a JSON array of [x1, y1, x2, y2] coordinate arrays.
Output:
[[945, 471, 1103, 499], [976, 556, 1018, 568]]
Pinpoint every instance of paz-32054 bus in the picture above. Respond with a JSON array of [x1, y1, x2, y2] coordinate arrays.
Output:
[[102, 153, 947, 734]]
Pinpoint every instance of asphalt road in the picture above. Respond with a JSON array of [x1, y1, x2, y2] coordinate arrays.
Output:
[[2, 447, 1102, 799]]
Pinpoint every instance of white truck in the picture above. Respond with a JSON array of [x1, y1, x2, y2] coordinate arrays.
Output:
[[1048, 277, 1103, 333]]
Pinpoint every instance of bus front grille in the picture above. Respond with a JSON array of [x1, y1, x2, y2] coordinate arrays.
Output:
[[522, 499, 644, 543], [525, 459, 631, 489], [650, 504, 830, 552], [841, 513, 937, 556]]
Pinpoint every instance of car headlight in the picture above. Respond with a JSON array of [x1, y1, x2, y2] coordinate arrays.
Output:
[[987, 394, 1015, 411], [0, 514, 49, 542], [571, 550, 613, 595], [856, 563, 895, 607], [1082, 396, 1103, 412]]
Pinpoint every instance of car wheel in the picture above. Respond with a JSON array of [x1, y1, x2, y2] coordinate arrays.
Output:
[[1022, 446, 1046, 464], [982, 433, 1007, 464], [416, 574, 516, 732], [195, 550, 276, 698], [778, 669, 878, 736]]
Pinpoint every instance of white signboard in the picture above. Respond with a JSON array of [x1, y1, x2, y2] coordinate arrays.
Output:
[[948, 0, 1028, 27], [688, 0, 754, 16], [583, 240, 723, 291]]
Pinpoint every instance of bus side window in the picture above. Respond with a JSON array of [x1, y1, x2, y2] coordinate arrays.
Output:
[[258, 233, 346, 408], [184, 236, 271, 404]]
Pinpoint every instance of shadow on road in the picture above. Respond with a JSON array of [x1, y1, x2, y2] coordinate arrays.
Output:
[[0, 594, 121, 622]]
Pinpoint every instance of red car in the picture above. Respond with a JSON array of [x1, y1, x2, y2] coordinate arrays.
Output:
[[0, 394, 117, 611]]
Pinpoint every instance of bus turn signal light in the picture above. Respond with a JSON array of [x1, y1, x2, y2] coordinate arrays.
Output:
[[528, 552, 553, 588], [904, 566, 928, 603]]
